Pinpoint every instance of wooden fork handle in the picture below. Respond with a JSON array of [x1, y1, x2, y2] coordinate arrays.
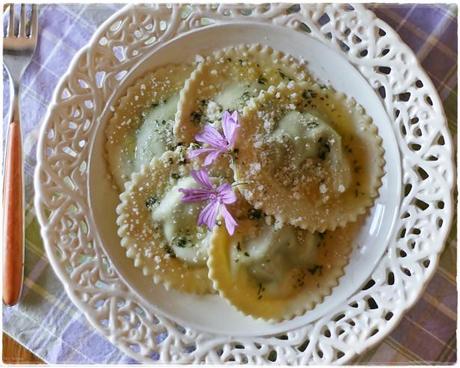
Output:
[[3, 121, 24, 306]]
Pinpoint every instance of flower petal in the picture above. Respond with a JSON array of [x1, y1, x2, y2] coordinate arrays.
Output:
[[217, 183, 237, 204], [191, 169, 213, 189], [222, 110, 231, 124], [231, 110, 238, 123], [179, 188, 212, 203], [203, 150, 223, 166], [198, 200, 220, 230], [220, 204, 238, 235], [222, 111, 239, 147], [188, 147, 216, 159], [195, 124, 227, 149]]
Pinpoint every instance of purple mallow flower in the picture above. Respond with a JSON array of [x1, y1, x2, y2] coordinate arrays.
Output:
[[179, 169, 238, 235], [188, 111, 239, 165]]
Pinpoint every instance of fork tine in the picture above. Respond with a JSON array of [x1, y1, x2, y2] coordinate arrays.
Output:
[[7, 4, 15, 37], [19, 4, 26, 37], [30, 4, 38, 37]]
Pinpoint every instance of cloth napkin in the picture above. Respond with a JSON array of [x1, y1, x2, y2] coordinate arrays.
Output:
[[2, 4, 457, 364]]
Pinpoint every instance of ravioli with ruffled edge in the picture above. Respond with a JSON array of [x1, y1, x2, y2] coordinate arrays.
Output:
[[208, 208, 364, 321], [174, 43, 312, 145], [106, 63, 194, 191], [116, 147, 214, 294], [233, 81, 385, 232]]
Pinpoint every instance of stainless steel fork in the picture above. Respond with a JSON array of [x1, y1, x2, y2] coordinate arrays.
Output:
[[3, 4, 38, 306]]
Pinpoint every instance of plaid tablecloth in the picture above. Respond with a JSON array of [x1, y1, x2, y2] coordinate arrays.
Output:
[[2, 4, 457, 364]]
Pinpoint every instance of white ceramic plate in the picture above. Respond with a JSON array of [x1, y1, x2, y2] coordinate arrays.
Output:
[[35, 4, 454, 364], [89, 21, 401, 336]]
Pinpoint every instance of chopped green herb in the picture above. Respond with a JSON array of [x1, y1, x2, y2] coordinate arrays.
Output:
[[145, 196, 157, 209], [302, 89, 317, 99], [171, 173, 181, 180], [248, 208, 263, 220], [173, 236, 191, 248], [231, 151, 239, 163], [190, 111, 202, 125], [257, 76, 267, 85], [178, 153, 187, 165], [240, 91, 251, 101], [317, 137, 331, 160], [307, 264, 323, 275], [244, 252, 250, 257], [307, 121, 319, 129], [295, 270, 306, 288], [236, 242, 242, 252], [164, 244, 176, 258], [257, 282, 265, 300], [317, 233, 325, 247]]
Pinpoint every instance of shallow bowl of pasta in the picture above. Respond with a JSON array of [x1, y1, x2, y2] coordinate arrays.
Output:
[[88, 21, 401, 335]]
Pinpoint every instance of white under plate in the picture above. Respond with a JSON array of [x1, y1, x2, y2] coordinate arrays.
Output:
[[35, 4, 454, 364]]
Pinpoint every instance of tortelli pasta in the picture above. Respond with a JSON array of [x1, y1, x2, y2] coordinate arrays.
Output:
[[116, 148, 214, 294], [233, 82, 385, 232], [175, 44, 312, 144], [208, 215, 364, 321], [106, 64, 193, 190]]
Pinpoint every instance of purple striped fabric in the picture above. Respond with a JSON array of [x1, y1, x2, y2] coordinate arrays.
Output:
[[2, 4, 457, 364]]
